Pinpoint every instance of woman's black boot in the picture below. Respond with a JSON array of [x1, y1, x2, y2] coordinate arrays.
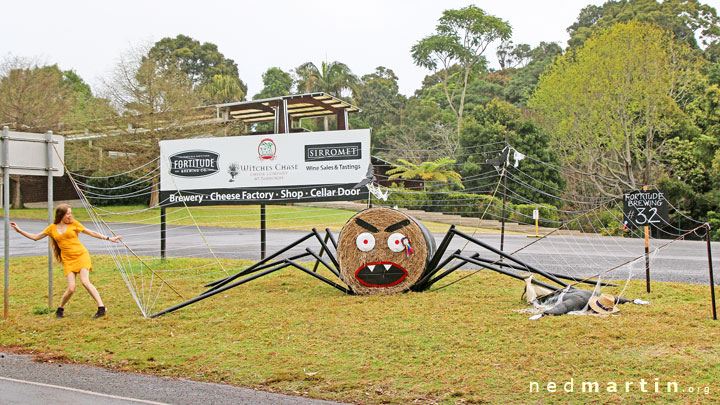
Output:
[[93, 306, 106, 319]]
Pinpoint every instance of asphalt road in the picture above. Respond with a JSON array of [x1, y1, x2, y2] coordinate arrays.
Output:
[[4, 218, 719, 285], [0, 352, 342, 405]]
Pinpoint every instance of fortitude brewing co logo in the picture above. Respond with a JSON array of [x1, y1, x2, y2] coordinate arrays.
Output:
[[169, 150, 219, 177], [258, 138, 277, 160]]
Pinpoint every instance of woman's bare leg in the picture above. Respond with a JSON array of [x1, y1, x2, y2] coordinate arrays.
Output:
[[79, 268, 103, 307], [59, 272, 76, 308]]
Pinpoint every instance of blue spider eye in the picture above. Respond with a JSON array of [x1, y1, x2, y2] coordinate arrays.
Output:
[[356, 232, 376, 252]]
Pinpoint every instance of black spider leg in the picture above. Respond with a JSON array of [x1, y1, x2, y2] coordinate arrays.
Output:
[[449, 228, 572, 288], [150, 251, 312, 318], [311, 228, 339, 274], [149, 230, 349, 318], [204, 228, 341, 294], [414, 252, 561, 292], [469, 256, 619, 288], [311, 228, 341, 273], [305, 247, 341, 280], [149, 250, 352, 318], [443, 252, 561, 291], [150, 229, 338, 318], [412, 225, 472, 291], [204, 231, 316, 290], [414, 227, 572, 291], [411, 249, 463, 292]]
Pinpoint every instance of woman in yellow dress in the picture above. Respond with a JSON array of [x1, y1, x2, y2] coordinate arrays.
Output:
[[10, 204, 121, 318]]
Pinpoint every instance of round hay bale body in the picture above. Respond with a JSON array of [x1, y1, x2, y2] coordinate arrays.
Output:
[[338, 207, 436, 295]]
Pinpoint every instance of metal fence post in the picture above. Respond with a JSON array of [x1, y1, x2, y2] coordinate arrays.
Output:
[[260, 205, 266, 260], [3, 126, 10, 319], [46, 131, 54, 308], [160, 206, 166, 261], [706, 224, 717, 320], [643, 185, 651, 293]]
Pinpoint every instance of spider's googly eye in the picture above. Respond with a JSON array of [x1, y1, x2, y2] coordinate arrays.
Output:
[[356, 232, 376, 252], [387, 233, 406, 253]]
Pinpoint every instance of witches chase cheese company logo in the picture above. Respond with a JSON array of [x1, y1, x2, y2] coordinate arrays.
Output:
[[169, 150, 219, 177], [305, 142, 362, 162], [258, 138, 277, 160]]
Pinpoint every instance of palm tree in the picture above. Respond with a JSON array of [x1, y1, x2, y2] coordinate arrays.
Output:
[[203, 74, 246, 104], [386, 157, 464, 191], [294, 61, 358, 130]]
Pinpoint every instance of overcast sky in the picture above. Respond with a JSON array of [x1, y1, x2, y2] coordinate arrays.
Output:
[[2, 0, 719, 97]]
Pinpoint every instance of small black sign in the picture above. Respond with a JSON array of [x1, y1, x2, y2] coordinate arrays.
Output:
[[305, 142, 362, 162], [623, 190, 669, 228], [169, 151, 219, 177]]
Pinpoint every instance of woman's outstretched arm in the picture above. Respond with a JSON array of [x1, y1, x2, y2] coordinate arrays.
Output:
[[81, 228, 122, 243], [10, 222, 48, 241]]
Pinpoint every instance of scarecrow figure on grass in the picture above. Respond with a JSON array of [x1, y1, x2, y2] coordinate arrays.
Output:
[[522, 275, 650, 320]]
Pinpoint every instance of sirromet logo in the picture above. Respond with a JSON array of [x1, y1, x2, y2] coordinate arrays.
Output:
[[305, 142, 362, 162], [169, 150, 219, 177]]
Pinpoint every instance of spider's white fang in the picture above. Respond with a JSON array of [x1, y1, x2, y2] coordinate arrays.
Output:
[[365, 264, 394, 272]]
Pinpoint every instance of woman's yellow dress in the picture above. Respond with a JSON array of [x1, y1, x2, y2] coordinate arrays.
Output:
[[43, 221, 93, 276]]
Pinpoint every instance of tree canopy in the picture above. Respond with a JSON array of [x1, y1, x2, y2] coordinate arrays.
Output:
[[6, 1, 720, 232], [0, 58, 113, 131], [502, 42, 563, 105], [204, 74, 246, 104], [147, 35, 247, 105], [294, 61, 358, 98], [148, 34, 241, 86], [253, 67, 293, 99], [567, 0, 720, 56], [459, 99, 566, 205], [530, 21, 703, 195], [354, 67, 406, 135], [293, 61, 359, 131], [411, 5, 511, 137]]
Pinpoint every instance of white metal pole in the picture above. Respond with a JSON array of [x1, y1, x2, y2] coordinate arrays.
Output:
[[3, 126, 10, 319], [46, 131, 54, 308]]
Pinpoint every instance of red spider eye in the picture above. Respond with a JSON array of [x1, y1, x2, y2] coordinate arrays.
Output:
[[356, 233, 375, 252]]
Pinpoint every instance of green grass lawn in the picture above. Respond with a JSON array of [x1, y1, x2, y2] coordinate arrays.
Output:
[[1, 255, 718, 403]]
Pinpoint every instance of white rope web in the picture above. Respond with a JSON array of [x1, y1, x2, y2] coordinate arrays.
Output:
[[52, 141, 711, 318]]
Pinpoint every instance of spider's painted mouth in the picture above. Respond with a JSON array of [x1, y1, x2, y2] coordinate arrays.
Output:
[[355, 261, 407, 287]]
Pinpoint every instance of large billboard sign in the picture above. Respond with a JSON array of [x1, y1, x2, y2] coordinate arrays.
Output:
[[0, 130, 65, 177], [159, 129, 370, 206]]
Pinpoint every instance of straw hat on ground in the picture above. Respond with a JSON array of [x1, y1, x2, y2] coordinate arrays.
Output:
[[588, 293, 620, 314]]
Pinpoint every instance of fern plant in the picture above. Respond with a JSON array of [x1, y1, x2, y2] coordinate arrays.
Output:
[[386, 157, 464, 191]]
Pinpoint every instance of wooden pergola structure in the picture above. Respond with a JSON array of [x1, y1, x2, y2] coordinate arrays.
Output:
[[215, 92, 361, 134], [213, 92, 362, 259]]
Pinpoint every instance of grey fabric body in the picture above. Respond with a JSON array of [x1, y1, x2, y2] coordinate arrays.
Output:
[[539, 288, 631, 316]]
